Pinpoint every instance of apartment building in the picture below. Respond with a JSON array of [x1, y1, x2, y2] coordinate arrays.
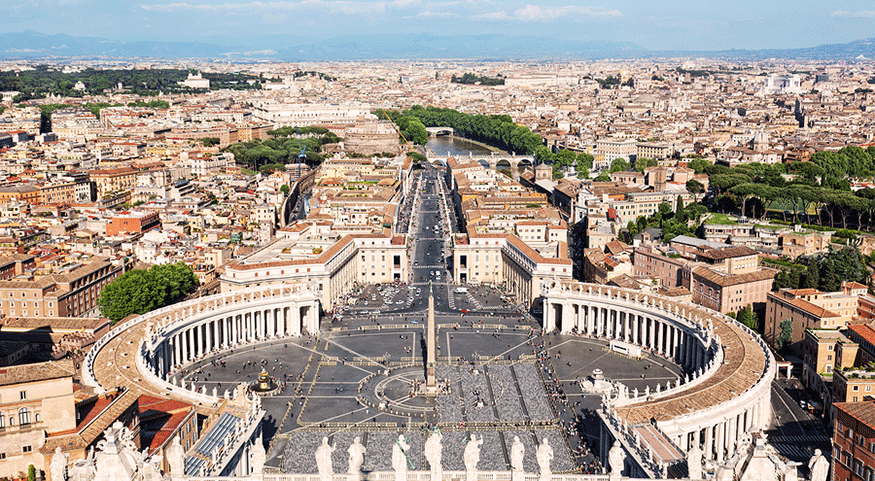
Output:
[[0, 361, 77, 477], [90, 166, 136, 197], [0, 256, 122, 318], [106, 211, 161, 236], [834, 401, 875, 481], [764, 284, 861, 351]]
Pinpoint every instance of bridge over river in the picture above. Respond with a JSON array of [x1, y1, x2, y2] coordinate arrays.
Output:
[[426, 151, 535, 178]]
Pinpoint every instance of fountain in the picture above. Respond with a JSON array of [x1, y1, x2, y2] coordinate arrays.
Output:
[[248, 367, 281, 396]]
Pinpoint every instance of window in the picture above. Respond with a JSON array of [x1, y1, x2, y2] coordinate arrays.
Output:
[[34, 413, 40, 423], [0, 415, 4, 428], [19, 391, 26, 400], [0, 453, 5, 460], [22, 446, 31, 454], [18, 408, 29, 425]]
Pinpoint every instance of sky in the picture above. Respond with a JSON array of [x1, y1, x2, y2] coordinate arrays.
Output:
[[4, 0, 875, 51]]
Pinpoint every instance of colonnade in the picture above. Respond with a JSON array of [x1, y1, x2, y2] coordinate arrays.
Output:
[[543, 282, 775, 469], [152, 303, 317, 376], [543, 300, 710, 372]]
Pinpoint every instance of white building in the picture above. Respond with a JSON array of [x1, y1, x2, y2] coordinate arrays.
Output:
[[180, 72, 210, 89]]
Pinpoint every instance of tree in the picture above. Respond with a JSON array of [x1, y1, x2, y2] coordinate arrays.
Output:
[[576, 152, 594, 171], [610, 158, 630, 173], [803, 259, 819, 289], [99, 263, 198, 323], [658, 202, 672, 218], [776, 319, 793, 351], [688, 157, 711, 174], [675, 195, 685, 220], [594, 171, 611, 182], [28, 464, 36, 481], [280, 184, 290, 195], [686, 179, 704, 202], [737, 304, 759, 331]]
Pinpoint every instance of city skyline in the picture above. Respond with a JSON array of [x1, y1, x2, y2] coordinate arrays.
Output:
[[3, 0, 874, 52]]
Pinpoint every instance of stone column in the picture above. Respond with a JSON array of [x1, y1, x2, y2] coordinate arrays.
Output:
[[649, 318, 656, 350], [704, 424, 714, 460], [587, 305, 595, 335], [716, 421, 725, 462]]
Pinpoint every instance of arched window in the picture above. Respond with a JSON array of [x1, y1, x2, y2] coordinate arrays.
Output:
[[34, 413, 40, 423], [18, 407, 29, 425], [9, 416, 14, 426], [0, 413, 4, 428]]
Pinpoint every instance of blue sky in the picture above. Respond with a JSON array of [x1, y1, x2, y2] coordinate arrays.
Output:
[[5, 0, 875, 50]]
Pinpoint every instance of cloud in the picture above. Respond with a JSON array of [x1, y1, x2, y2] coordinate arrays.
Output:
[[141, 1, 322, 13], [513, 4, 621, 22], [474, 10, 510, 21], [830, 10, 875, 18], [141, 0, 416, 15], [413, 10, 457, 18]]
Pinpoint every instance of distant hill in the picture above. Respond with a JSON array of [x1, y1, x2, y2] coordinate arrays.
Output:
[[1, 30, 873, 61]]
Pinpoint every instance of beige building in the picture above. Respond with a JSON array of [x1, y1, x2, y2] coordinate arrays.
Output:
[[688, 245, 775, 314], [452, 233, 572, 303], [89, 167, 136, 198], [343, 120, 400, 155], [0, 361, 77, 477], [780, 229, 833, 258], [764, 286, 860, 351], [0, 255, 122, 318], [220, 226, 408, 311]]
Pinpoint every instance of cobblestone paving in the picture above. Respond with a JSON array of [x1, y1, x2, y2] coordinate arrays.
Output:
[[487, 364, 526, 422], [514, 364, 553, 422]]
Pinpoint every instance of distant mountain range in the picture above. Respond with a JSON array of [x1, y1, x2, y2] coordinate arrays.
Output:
[[1, 30, 873, 61]]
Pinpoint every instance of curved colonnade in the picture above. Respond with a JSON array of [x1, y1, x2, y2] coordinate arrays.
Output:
[[81, 284, 321, 477], [543, 282, 775, 467], [84, 284, 321, 405]]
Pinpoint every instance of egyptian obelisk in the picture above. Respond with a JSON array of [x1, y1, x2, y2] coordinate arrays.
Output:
[[426, 281, 437, 392]]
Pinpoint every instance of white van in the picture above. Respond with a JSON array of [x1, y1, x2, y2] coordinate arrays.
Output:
[[455, 287, 468, 294]]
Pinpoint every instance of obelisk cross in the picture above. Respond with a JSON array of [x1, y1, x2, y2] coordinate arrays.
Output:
[[426, 281, 437, 390]]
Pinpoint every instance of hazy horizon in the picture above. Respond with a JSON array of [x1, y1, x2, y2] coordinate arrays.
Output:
[[4, 0, 874, 52]]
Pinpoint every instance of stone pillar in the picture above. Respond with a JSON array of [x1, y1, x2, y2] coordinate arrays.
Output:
[[716, 420, 725, 462], [649, 318, 656, 350], [704, 424, 714, 460], [587, 305, 595, 334], [727, 414, 737, 457]]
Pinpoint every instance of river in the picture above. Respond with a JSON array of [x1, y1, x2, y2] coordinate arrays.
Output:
[[425, 136, 493, 157]]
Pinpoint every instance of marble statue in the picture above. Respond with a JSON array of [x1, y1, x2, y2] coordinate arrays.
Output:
[[70, 448, 95, 481], [536, 438, 553, 478], [250, 437, 266, 475], [464, 434, 483, 477], [51, 446, 69, 481], [608, 441, 625, 479], [316, 437, 336, 478], [348, 436, 366, 476], [808, 449, 829, 481], [686, 444, 703, 480], [392, 435, 411, 481], [166, 436, 185, 478], [425, 430, 443, 480], [510, 436, 525, 473]]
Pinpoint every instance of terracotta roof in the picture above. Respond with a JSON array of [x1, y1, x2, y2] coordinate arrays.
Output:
[[835, 402, 875, 431], [849, 324, 875, 347], [698, 245, 758, 260], [769, 291, 840, 319], [692, 267, 775, 288], [0, 359, 76, 386]]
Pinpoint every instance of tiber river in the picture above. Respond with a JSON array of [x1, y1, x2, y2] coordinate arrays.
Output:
[[425, 136, 493, 157]]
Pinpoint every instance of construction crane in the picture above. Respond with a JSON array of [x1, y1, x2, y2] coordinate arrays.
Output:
[[380, 111, 416, 154]]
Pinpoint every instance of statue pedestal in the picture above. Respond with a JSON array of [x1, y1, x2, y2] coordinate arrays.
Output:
[[512, 470, 525, 481]]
